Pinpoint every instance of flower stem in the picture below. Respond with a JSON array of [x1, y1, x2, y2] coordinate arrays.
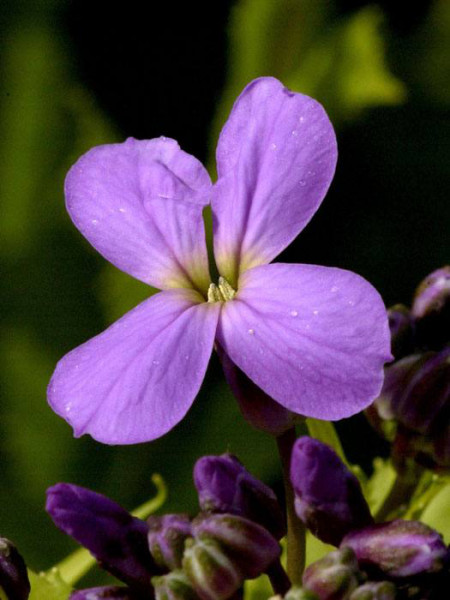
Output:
[[276, 427, 305, 584], [375, 470, 421, 522]]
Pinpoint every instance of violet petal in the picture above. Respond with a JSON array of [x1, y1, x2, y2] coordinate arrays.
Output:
[[48, 289, 220, 444], [217, 263, 392, 420]]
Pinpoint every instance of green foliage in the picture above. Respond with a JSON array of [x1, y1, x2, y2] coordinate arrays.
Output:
[[209, 0, 405, 160], [28, 569, 72, 600]]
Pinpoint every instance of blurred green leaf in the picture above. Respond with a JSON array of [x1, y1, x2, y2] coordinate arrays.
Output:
[[29, 569, 72, 600], [210, 0, 405, 158], [421, 480, 450, 543], [364, 458, 396, 515]]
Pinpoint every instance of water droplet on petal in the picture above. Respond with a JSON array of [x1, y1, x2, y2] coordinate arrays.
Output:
[[91, 219, 98, 225], [291, 130, 298, 137], [313, 310, 319, 316], [299, 180, 306, 187], [290, 310, 298, 317], [248, 329, 255, 335], [152, 360, 160, 365], [348, 300, 355, 306], [65, 402, 72, 413], [299, 116, 305, 123], [331, 286, 339, 293], [118, 207, 126, 213], [270, 143, 277, 150]]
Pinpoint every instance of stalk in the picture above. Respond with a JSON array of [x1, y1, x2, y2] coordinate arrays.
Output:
[[276, 427, 305, 584]]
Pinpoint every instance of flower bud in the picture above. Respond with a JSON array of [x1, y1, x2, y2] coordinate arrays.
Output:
[[290, 437, 373, 546], [46, 483, 158, 590], [191, 513, 281, 579], [390, 348, 450, 435], [387, 304, 415, 360], [284, 586, 319, 600], [152, 570, 200, 600], [0, 538, 30, 600], [70, 586, 138, 599], [147, 514, 192, 570], [412, 266, 450, 349], [349, 581, 396, 599], [194, 454, 286, 539], [302, 547, 361, 599], [182, 537, 243, 600], [341, 520, 448, 578]]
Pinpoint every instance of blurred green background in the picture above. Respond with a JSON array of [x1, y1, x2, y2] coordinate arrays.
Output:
[[0, 0, 448, 576]]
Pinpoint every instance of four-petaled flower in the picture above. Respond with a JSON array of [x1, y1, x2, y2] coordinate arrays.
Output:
[[48, 77, 391, 444]]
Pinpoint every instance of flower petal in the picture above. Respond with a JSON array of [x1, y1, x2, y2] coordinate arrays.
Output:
[[212, 77, 337, 286], [65, 137, 212, 293], [48, 289, 220, 444], [216, 263, 392, 420]]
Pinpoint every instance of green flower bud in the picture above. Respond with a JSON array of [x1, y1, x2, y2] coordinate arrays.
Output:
[[152, 570, 200, 600], [284, 586, 319, 600], [349, 581, 396, 599], [302, 547, 361, 600], [182, 537, 242, 600]]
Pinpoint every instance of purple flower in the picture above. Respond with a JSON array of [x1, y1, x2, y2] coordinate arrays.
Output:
[[46, 483, 159, 591], [48, 77, 391, 444], [290, 437, 373, 546]]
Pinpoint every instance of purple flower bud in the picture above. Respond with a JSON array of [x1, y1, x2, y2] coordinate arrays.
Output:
[[182, 537, 243, 600], [284, 586, 319, 600], [412, 266, 450, 349], [152, 570, 200, 600], [302, 547, 361, 600], [191, 513, 281, 579], [341, 520, 448, 578], [218, 348, 299, 436], [387, 304, 415, 360], [290, 437, 373, 546], [147, 514, 192, 570], [391, 348, 450, 435], [70, 586, 139, 600], [194, 454, 286, 539], [0, 538, 30, 600], [349, 581, 396, 599], [46, 483, 159, 590]]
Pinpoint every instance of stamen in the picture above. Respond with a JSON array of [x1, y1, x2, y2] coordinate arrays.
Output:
[[207, 277, 237, 303], [218, 276, 236, 301]]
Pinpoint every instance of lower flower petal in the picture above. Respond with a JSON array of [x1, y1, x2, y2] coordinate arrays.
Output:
[[216, 263, 392, 420], [48, 289, 220, 444]]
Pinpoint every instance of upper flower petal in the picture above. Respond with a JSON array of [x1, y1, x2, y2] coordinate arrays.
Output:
[[48, 289, 220, 444], [216, 263, 392, 420], [65, 137, 212, 293], [212, 77, 337, 286]]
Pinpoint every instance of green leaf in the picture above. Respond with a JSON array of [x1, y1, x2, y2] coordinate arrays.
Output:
[[364, 458, 396, 515], [415, 479, 450, 543], [28, 568, 72, 600]]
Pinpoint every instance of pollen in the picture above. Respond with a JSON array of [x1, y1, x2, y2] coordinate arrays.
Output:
[[207, 276, 236, 303]]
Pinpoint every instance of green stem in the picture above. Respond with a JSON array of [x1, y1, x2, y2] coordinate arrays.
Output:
[[276, 427, 305, 584], [374, 471, 420, 523]]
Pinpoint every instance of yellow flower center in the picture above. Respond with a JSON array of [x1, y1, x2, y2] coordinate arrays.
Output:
[[207, 277, 236, 303]]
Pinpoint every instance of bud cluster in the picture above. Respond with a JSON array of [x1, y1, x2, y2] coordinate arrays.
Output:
[[367, 267, 450, 472], [46, 454, 286, 600], [289, 436, 450, 600]]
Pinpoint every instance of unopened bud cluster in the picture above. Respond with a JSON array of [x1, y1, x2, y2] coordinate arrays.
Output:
[[367, 267, 450, 472], [289, 437, 450, 600]]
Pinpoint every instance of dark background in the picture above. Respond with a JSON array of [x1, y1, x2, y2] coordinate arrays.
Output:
[[0, 0, 448, 574]]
